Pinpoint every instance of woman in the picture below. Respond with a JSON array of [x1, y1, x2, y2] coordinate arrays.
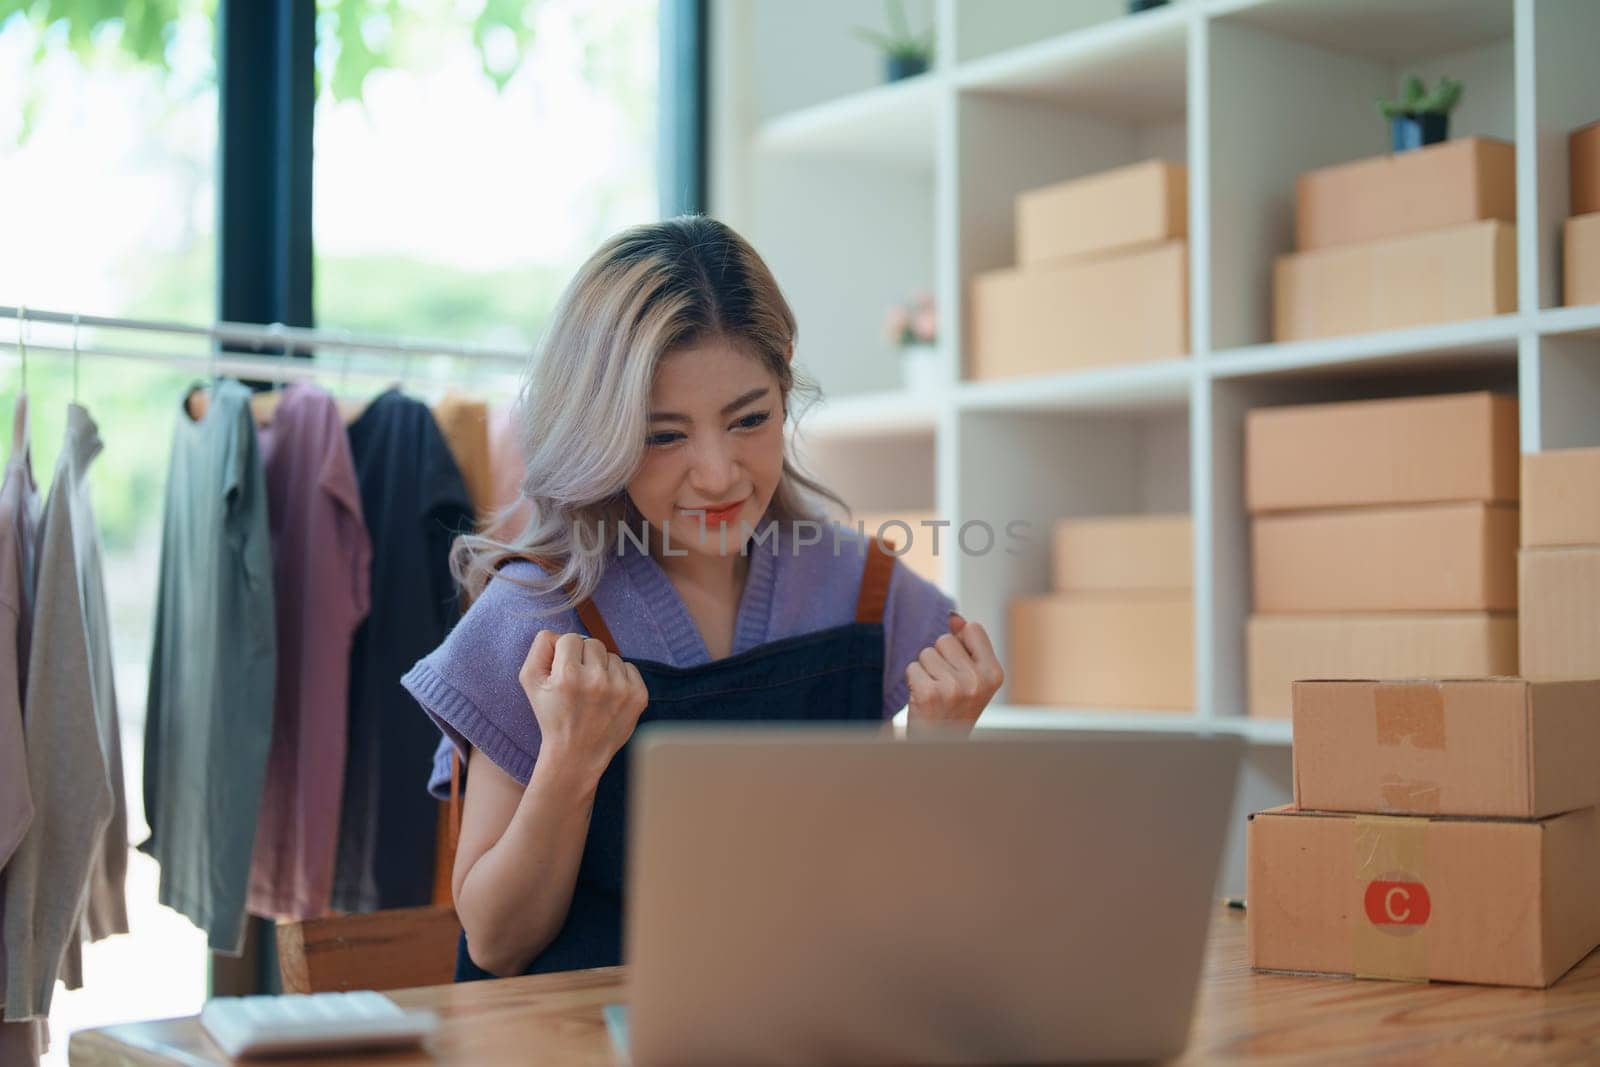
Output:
[[402, 216, 1005, 981]]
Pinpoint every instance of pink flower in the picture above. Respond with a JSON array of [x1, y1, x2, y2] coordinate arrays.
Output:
[[883, 305, 910, 344], [911, 307, 937, 343]]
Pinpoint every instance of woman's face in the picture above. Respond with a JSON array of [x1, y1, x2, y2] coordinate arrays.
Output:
[[626, 337, 786, 559]]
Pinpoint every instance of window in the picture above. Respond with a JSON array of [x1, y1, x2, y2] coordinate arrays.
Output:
[[313, 0, 661, 347]]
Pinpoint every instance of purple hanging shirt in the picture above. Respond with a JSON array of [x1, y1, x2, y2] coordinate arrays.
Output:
[[247, 384, 373, 919]]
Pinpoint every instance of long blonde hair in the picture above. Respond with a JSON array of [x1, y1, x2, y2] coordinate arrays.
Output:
[[452, 215, 847, 611]]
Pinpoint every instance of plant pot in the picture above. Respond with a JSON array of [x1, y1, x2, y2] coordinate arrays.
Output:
[[1129, 0, 1169, 11], [898, 343, 941, 392], [886, 53, 928, 82], [1391, 112, 1449, 152]]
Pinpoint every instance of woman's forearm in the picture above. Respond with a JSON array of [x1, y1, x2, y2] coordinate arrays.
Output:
[[455, 748, 602, 976]]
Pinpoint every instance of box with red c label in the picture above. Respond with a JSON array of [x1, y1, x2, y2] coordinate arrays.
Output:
[[1247, 805, 1600, 988]]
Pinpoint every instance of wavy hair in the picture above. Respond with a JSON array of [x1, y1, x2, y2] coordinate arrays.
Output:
[[452, 215, 848, 611]]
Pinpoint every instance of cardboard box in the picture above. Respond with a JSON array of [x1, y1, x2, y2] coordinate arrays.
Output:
[[1522, 447, 1600, 548], [1520, 546, 1600, 681], [1016, 160, 1187, 266], [1051, 514, 1191, 593], [1273, 219, 1516, 342], [1295, 137, 1516, 252], [1291, 679, 1600, 818], [1247, 613, 1517, 720], [1008, 593, 1192, 710], [1247, 805, 1600, 988], [1573, 120, 1600, 218], [1565, 211, 1600, 307], [857, 511, 941, 585], [1246, 391, 1518, 514], [969, 242, 1187, 381], [1251, 503, 1519, 613]]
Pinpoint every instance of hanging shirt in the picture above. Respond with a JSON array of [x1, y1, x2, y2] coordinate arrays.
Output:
[[0, 395, 37, 872], [3, 409, 117, 1021], [48, 405, 132, 998], [247, 384, 372, 920], [332, 389, 473, 912], [432, 393, 493, 519], [482, 403, 532, 541], [0, 396, 40, 1059], [404, 516, 958, 797], [67, 405, 130, 945], [424, 393, 490, 907], [140, 380, 277, 955]]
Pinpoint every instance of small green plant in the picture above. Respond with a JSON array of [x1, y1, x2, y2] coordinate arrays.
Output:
[[853, 0, 935, 62], [1377, 75, 1464, 121]]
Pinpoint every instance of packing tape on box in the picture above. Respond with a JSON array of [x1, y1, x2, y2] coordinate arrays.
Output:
[[1374, 683, 1446, 749], [1374, 684, 1445, 814], [1353, 814, 1430, 982]]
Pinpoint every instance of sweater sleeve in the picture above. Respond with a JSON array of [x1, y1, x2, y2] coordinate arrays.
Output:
[[880, 559, 958, 718], [401, 561, 581, 799]]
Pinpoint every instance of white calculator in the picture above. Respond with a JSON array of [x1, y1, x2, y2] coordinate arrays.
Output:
[[199, 990, 438, 1057]]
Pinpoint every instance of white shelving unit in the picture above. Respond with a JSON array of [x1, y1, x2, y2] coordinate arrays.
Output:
[[713, 0, 1600, 894]]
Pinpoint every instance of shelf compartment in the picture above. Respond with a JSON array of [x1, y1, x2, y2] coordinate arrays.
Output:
[[957, 358, 1192, 414], [755, 76, 939, 173], [1208, 316, 1521, 380], [1206, 4, 1515, 350], [955, 4, 1188, 123], [794, 388, 942, 439], [973, 705, 1293, 745]]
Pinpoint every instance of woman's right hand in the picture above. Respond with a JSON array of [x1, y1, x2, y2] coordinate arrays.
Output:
[[519, 630, 649, 784]]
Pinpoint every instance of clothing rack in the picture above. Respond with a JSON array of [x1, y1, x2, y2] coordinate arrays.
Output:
[[0, 304, 530, 391]]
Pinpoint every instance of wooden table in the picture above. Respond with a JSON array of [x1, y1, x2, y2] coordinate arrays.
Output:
[[70, 908, 1600, 1065]]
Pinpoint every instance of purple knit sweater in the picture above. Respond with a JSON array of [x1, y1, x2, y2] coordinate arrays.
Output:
[[403, 517, 958, 799]]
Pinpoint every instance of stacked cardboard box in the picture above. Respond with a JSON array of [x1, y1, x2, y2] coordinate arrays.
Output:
[[1566, 121, 1600, 306], [969, 160, 1188, 381], [1520, 448, 1600, 680], [1249, 678, 1600, 988], [1009, 515, 1192, 710], [1276, 138, 1517, 341], [1246, 392, 1520, 718]]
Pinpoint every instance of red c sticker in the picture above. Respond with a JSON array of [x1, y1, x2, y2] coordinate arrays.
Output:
[[1364, 880, 1431, 926]]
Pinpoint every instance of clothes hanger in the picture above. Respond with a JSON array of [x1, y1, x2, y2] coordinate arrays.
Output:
[[184, 328, 223, 422], [71, 311, 81, 406], [398, 340, 415, 397], [11, 306, 29, 463], [337, 331, 372, 426], [249, 325, 290, 426], [16, 304, 26, 399]]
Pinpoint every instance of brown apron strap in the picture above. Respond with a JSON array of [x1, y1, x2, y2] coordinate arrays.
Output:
[[575, 599, 620, 656], [855, 536, 895, 625], [517, 553, 621, 654]]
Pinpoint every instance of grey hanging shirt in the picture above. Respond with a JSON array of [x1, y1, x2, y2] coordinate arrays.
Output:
[[139, 380, 277, 955], [3, 407, 115, 1020]]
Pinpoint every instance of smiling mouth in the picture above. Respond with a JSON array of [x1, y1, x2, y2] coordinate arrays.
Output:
[[682, 498, 747, 519]]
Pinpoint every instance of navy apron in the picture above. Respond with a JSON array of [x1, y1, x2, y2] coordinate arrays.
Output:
[[451, 536, 897, 980]]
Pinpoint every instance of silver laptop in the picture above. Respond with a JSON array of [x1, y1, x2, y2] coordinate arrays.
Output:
[[617, 724, 1242, 1065]]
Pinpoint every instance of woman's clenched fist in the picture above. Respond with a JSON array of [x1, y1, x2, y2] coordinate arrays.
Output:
[[906, 612, 1003, 733], [519, 630, 649, 784]]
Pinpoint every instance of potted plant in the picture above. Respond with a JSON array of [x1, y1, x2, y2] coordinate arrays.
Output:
[[1378, 75, 1463, 152], [855, 0, 934, 83], [884, 290, 940, 391]]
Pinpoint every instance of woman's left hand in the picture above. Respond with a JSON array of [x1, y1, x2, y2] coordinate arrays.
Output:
[[906, 611, 1003, 732]]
